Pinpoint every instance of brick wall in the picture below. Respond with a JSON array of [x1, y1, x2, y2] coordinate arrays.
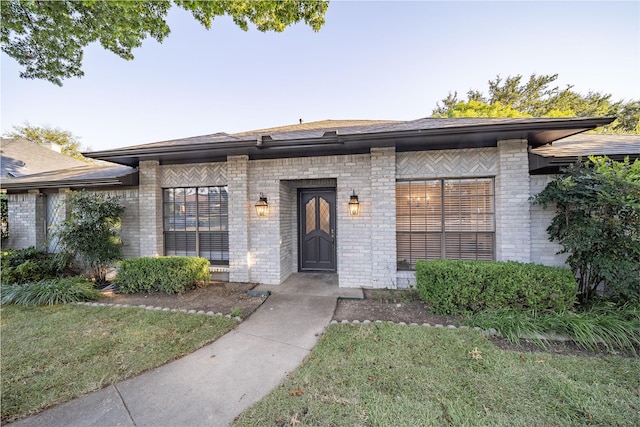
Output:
[[96, 188, 141, 259], [227, 156, 250, 282], [245, 155, 373, 286], [6, 192, 43, 249], [370, 148, 397, 288], [530, 175, 567, 267], [495, 140, 531, 262], [138, 160, 163, 257]]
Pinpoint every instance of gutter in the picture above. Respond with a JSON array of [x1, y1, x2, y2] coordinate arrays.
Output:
[[85, 117, 615, 166]]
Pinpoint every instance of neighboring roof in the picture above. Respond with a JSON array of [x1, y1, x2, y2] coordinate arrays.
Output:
[[0, 163, 138, 191], [1, 138, 87, 177], [85, 117, 615, 167], [529, 134, 640, 174]]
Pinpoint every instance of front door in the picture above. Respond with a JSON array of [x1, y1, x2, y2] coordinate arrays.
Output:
[[299, 189, 336, 271]]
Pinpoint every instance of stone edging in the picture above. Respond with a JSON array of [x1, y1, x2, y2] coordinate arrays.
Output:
[[330, 319, 571, 342], [74, 302, 243, 322]]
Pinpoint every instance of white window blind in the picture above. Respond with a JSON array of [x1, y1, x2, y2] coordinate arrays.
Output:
[[163, 186, 229, 264], [396, 178, 494, 268]]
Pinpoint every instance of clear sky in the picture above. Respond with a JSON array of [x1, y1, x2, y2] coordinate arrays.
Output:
[[1, 1, 639, 152]]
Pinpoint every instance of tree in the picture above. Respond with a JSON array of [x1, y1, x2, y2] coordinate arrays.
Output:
[[5, 123, 89, 161], [1, 0, 329, 86], [432, 73, 640, 134], [532, 156, 640, 303], [0, 193, 8, 242], [55, 191, 124, 283]]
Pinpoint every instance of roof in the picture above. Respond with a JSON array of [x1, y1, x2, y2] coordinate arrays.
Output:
[[529, 133, 640, 174], [0, 163, 138, 191], [85, 117, 615, 167], [1, 138, 87, 178]]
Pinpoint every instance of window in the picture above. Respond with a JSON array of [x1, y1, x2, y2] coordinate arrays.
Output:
[[163, 187, 229, 264], [396, 178, 494, 268]]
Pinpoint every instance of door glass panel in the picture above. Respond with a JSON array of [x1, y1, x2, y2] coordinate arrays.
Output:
[[319, 197, 330, 234], [305, 198, 316, 235]]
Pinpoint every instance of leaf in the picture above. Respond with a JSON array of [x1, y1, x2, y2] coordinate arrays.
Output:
[[289, 388, 304, 396]]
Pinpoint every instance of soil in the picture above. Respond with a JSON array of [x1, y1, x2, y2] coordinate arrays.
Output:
[[98, 281, 268, 318], [99, 284, 635, 358]]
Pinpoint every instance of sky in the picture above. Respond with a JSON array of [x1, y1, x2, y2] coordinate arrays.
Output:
[[1, 1, 639, 152]]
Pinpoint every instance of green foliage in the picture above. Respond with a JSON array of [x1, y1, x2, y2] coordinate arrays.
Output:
[[1, 276, 101, 306], [55, 191, 124, 283], [5, 123, 90, 160], [415, 260, 577, 315], [115, 256, 210, 294], [432, 73, 640, 134], [1, 248, 72, 285], [1, 0, 328, 85], [532, 156, 640, 302], [0, 193, 8, 242], [468, 303, 640, 354], [437, 99, 532, 118]]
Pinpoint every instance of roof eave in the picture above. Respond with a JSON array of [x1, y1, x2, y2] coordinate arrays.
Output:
[[1, 172, 138, 192], [85, 117, 615, 167]]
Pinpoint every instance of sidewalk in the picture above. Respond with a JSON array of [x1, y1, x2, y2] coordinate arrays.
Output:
[[10, 274, 362, 427]]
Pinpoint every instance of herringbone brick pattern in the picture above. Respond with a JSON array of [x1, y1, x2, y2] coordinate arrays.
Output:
[[160, 163, 227, 187], [396, 148, 497, 178]]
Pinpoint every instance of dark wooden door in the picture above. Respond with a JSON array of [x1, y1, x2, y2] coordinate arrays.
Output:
[[299, 189, 336, 271]]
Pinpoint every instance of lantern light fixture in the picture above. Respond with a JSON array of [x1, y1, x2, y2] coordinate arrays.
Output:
[[255, 192, 269, 217], [348, 190, 360, 216]]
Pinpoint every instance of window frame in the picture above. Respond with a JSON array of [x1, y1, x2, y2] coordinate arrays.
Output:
[[396, 177, 495, 269], [163, 186, 229, 265]]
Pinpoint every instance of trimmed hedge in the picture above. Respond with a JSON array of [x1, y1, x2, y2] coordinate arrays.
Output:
[[415, 260, 577, 315], [115, 256, 210, 294]]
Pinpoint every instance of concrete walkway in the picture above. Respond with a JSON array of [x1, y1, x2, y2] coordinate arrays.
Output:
[[10, 274, 362, 427]]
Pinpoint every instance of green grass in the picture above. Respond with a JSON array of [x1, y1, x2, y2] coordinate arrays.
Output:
[[0, 304, 237, 423], [233, 324, 640, 427]]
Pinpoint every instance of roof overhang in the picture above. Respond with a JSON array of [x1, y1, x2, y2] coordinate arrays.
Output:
[[85, 117, 614, 167], [528, 151, 640, 175], [1, 170, 138, 192]]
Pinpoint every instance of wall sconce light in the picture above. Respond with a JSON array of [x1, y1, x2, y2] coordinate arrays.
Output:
[[255, 192, 269, 217], [348, 190, 360, 216]]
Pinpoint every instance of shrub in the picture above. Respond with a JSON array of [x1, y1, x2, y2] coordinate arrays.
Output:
[[1, 276, 101, 306], [415, 260, 577, 315], [54, 191, 124, 283], [532, 156, 640, 303], [115, 257, 210, 294], [1, 248, 72, 285]]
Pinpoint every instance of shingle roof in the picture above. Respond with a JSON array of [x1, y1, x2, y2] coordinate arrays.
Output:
[[529, 133, 640, 174], [531, 133, 640, 158], [1, 162, 137, 191], [1, 138, 87, 178], [86, 116, 615, 167]]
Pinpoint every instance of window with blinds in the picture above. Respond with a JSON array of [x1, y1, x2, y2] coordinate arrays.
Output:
[[396, 178, 494, 269], [163, 186, 229, 264]]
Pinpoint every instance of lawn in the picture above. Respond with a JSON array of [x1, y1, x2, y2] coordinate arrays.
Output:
[[233, 324, 640, 427], [0, 304, 237, 424]]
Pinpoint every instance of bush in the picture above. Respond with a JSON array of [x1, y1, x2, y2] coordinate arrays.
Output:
[[468, 303, 640, 354], [115, 257, 210, 294], [1, 276, 101, 306], [54, 191, 124, 283], [1, 248, 72, 285], [415, 260, 577, 315], [532, 156, 640, 303]]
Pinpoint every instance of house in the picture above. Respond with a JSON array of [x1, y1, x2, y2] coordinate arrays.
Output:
[[1, 138, 87, 178], [2, 117, 638, 288]]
